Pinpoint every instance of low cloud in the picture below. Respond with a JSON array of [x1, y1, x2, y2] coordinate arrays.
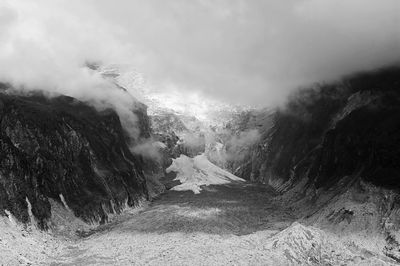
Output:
[[132, 138, 166, 162], [178, 132, 205, 150], [206, 129, 261, 165]]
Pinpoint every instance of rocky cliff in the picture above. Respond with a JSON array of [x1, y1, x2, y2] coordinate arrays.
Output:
[[0, 89, 149, 229]]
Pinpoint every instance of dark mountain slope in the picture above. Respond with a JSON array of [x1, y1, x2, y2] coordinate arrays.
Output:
[[225, 66, 400, 190], [309, 99, 400, 190], [0, 91, 148, 229]]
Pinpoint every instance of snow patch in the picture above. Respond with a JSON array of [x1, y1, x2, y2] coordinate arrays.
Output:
[[26, 197, 38, 228], [59, 194, 71, 211], [4, 209, 19, 227], [166, 154, 244, 194]]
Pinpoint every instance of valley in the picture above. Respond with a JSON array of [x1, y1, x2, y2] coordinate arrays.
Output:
[[0, 65, 399, 265], [1, 2, 399, 265]]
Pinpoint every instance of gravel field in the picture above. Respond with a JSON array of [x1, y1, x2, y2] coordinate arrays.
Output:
[[42, 183, 392, 265]]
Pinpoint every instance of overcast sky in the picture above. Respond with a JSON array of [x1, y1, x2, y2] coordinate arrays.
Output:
[[0, 0, 399, 106]]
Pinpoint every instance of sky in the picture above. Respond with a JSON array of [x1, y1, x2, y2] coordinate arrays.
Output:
[[0, 0, 399, 106]]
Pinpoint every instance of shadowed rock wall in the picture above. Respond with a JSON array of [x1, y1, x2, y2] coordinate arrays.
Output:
[[0, 92, 148, 229]]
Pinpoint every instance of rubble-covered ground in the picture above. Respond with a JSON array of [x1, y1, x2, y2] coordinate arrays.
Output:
[[44, 182, 393, 265], [1, 157, 398, 265]]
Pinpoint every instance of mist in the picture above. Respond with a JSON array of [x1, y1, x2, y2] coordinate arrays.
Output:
[[0, 0, 399, 107], [132, 138, 165, 162], [205, 129, 261, 168]]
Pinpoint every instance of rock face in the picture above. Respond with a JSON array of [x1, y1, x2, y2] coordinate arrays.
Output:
[[215, 108, 274, 179], [150, 112, 206, 159], [0, 91, 148, 229], [150, 112, 186, 161]]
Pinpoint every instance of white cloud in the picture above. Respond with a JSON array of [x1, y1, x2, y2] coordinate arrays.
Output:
[[0, 0, 399, 106]]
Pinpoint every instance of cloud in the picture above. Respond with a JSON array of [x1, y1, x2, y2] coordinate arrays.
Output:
[[178, 132, 205, 150], [224, 129, 260, 161], [1, 1, 118, 89], [206, 129, 261, 165], [131, 138, 164, 161], [0, 0, 399, 107], [0, 0, 146, 140]]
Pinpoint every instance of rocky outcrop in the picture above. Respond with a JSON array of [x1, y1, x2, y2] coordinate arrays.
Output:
[[150, 113, 185, 160], [0, 91, 149, 229], [150, 112, 206, 158]]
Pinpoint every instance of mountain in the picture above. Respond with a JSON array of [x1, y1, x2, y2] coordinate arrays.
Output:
[[222, 66, 400, 189], [100, 64, 250, 178], [1, 63, 400, 264], [216, 65, 400, 260], [0, 89, 150, 229], [102, 64, 248, 124]]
